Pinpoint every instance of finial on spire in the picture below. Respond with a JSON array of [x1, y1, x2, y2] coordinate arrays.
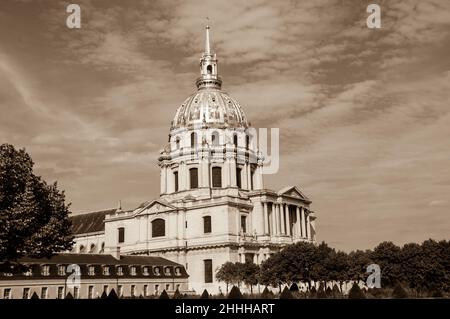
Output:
[[205, 18, 211, 55]]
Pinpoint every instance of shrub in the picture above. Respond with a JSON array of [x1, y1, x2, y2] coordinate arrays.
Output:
[[172, 288, 182, 299], [261, 287, 274, 299], [391, 283, 408, 299], [159, 290, 169, 299], [348, 283, 366, 299], [200, 289, 209, 299], [280, 287, 294, 299], [289, 283, 299, 292], [107, 289, 118, 299], [228, 286, 243, 299]]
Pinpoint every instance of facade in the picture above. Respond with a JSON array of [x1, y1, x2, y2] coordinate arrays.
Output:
[[70, 26, 317, 294], [0, 253, 189, 299]]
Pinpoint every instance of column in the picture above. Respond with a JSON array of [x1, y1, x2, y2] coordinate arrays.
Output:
[[256, 165, 264, 189], [280, 204, 285, 234], [242, 162, 248, 189], [296, 206, 301, 238], [286, 204, 291, 237], [270, 204, 276, 236], [301, 207, 306, 238], [305, 211, 310, 240], [201, 157, 209, 188], [224, 157, 230, 187], [263, 202, 269, 235], [230, 157, 237, 187], [247, 164, 252, 190], [160, 165, 167, 194]]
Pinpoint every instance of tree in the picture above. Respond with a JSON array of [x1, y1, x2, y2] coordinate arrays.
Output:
[[0, 144, 73, 265], [228, 286, 243, 299], [241, 261, 260, 295], [391, 282, 408, 298], [216, 262, 239, 293], [159, 290, 169, 299], [370, 242, 402, 287], [279, 286, 294, 299], [200, 289, 209, 299]]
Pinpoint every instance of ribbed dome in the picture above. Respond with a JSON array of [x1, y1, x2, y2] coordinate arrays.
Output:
[[171, 89, 249, 129]]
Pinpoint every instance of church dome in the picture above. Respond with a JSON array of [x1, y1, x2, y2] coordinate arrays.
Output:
[[172, 89, 249, 129], [171, 25, 249, 130]]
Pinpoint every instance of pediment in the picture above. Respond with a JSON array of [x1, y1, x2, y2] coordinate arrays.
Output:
[[278, 186, 309, 200], [135, 199, 177, 216]]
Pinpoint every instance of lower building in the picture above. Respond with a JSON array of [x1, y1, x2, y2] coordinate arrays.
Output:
[[0, 253, 189, 299]]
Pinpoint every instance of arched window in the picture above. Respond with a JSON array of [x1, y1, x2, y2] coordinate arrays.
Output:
[[233, 134, 238, 147], [203, 216, 212, 233], [207, 65, 212, 74], [99, 242, 105, 254], [189, 168, 198, 189], [152, 219, 165, 237], [212, 167, 222, 188], [79, 245, 85, 253], [250, 168, 255, 190], [89, 243, 96, 253], [211, 131, 219, 146], [191, 132, 197, 148]]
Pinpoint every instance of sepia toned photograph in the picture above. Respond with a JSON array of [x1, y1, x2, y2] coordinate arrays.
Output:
[[0, 0, 449, 311]]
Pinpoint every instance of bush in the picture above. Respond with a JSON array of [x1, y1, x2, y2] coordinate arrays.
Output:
[[107, 289, 118, 299], [261, 287, 274, 299], [391, 283, 408, 299], [429, 289, 443, 298], [100, 291, 107, 299], [31, 292, 40, 299], [228, 286, 243, 299], [172, 288, 182, 299], [316, 283, 327, 298], [200, 289, 209, 299], [159, 290, 169, 299], [289, 283, 299, 292], [332, 284, 341, 298], [348, 283, 366, 299], [280, 287, 294, 299]]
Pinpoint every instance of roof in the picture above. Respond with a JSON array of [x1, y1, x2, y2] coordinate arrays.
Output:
[[0, 253, 189, 280], [70, 209, 116, 235]]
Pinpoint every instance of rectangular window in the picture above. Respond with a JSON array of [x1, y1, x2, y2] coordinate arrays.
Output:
[[103, 266, 110, 276], [212, 167, 222, 187], [103, 285, 108, 295], [88, 265, 95, 276], [144, 285, 148, 297], [57, 287, 64, 299], [241, 215, 247, 233], [118, 285, 123, 297], [74, 287, 79, 299], [131, 285, 136, 297], [41, 287, 48, 299], [154, 285, 159, 294], [3, 288, 11, 299], [23, 288, 30, 299], [236, 167, 242, 188], [58, 265, 65, 276], [203, 216, 212, 234], [165, 284, 170, 291], [250, 169, 255, 190], [118, 227, 125, 243], [41, 265, 50, 276], [189, 168, 198, 189], [204, 259, 213, 283], [88, 286, 94, 299], [174, 171, 179, 192]]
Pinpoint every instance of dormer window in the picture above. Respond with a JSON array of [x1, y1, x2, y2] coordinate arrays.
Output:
[[164, 267, 171, 276], [175, 267, 182, 276], [24, 269, 33, 276], [58, 265, 66, 276], [88, 266, 95, 276], [117, 266, 123, 276], [153, 267, 161, 276], [41, 265, 50, 276], [103, 266, 110, 276], [143, 266, 149, 276], [130, 266, 136, 276]]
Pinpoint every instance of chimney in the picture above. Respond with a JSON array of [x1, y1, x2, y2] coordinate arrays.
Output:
[[107, 246, 121, 260]]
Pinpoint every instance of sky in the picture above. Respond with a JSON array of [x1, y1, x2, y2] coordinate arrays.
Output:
[[0, 0, 449, 252]]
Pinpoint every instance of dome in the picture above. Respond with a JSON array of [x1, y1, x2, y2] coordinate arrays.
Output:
[[171, 89, 249, 130]]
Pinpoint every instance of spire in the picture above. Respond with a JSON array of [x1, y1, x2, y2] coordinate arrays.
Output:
[[196, 21, 222, 90], [205, 21, 211, 55]]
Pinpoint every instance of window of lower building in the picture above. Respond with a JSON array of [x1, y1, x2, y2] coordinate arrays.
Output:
[[144, 285, 149, 297], [154, 284, 159, 294], [57, 287, 64, 299], [203, 215, 212, 234], [3, 288, 11, 299], [23, 288, 30, 299], [165, 284, 170, 291], [74, 287, 79, 299], [204, 259, 213, 283], [131, 285, 136, 297], [174, 171, 179, 192], [88, 286, 94, 299], [118, 285, 123, 297], [117, 266, 123, 276], [41, 287, 48, 299], [103, 285, 108, 294]]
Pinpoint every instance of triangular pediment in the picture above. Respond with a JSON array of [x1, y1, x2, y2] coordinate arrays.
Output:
[[134, 199, 177, 216], [278, 186, 309, 200]]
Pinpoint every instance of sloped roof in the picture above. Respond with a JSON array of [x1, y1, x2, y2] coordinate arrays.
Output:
[[70, 209, 116, 235]]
